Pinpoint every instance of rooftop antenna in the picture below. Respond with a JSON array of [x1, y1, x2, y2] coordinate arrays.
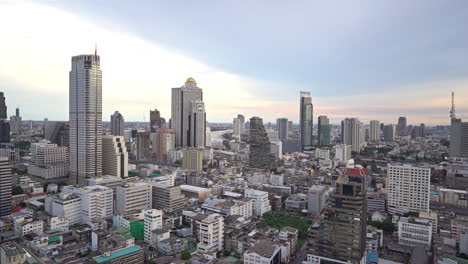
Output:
[[95, 43, 97, 56], [450, 91, 456, 119]]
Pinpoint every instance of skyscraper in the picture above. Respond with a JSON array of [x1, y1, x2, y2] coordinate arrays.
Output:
[[0, 93, 8, 143], [249, 117, 275, 169], [233, 117, 242, 138], [308, 163, 367, 263], [449, 92, 468, 158], [110, 111, 125, 136], [341, 118, 364, 152], [171, 78, 204, 147], [150, 109, 166, 133], [152, 128, 175, 162], [237, 114, 245, 134], [369, 120, 380, 142], [276, 118, 288, 140], [300, 92, 313, 150], [0, 156, 12, 217], [9, 108, 22, 135], [317, 116, 331, 146], [189, 100, 206, 147], [69, 52, 102, 186], [397, 116, 408, 136], [102, 135, 128, 177], [383, 124, 395, 142], [0, 92, 6, 120]]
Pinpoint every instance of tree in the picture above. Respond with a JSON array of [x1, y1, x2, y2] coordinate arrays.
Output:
[[181, 250, 192, 260], [223, 250, 231, 256], [12, 185, 24, 195]]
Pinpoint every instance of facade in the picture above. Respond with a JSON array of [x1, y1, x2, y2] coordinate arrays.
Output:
[[249, 117, 275, 169], [136, 131, 151, 161], [369, 120, 380, 141], [438, 188, 468, 207], [237, 114, 245, 134], [318, 115, 331, 146], [171, 78, 205, 147], [116, 183, 152, 215], [180, 185, 211, 200], [0, 120, 10, 143], [152, 128, 175, 162], [150, 108, 166, 133], [182, 148, 203, 171], [102, 135, 128, 177], [308, 165, 367, 263], [144, 209, 163, 244], [44, 121, 69, 146], [64, 185, 113, 225], [233, 117, 242, 138], [245, 189, 271, 216], [29, 141, 69, 179], [110, 111, 125, 136], [383, 124, 395, 142], [151, 184, 186, 213], [0, 156, 12, 217], [300, 91, 313, 150], [276, 118, 288, 140], [387, 164, 430, 214], [0, 92, 6, 120], [194, 213, 224, 253], [397, 116, 408, 136], [307, 185, 328, 215], [270, 141, 282, 159], [398, 217, 432, 247], [69, 53, 103, 186], [45, 193, 82, 225], [334, 144, 351, 162], [341, 118, 364, 152], [188, 100, 206, 147]]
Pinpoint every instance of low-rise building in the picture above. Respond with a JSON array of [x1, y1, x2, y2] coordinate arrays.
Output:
[[91, 245, 144, 264], [398, 217, 432, 247]]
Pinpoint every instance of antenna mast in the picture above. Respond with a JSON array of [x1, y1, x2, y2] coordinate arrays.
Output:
[[450, 91, 456, 119]]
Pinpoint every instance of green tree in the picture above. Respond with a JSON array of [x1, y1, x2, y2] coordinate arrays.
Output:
[[12, 185, 24, 195], [223, 250, 231, 256], [181, 250, 192, 260]]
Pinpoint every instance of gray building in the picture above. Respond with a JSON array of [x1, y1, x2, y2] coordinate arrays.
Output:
[[249, 117, 275, 169], [318, 115, 331, 146], [450, 93, 468, 158], [341, 118, 364, 152], [300, 91, 313, 150], [397, 116, 408, 136], [276, 118, 288, 140], [237, 114, 245, 134], [152, 184, 187, 213], [0, 156, 11, 217], [150, 108, 166, 133], [0, 92, 6, 120], [171, 78, 204, 147], [44, 121, 69, 146], [369, 120, 380, 142], [384, 124, 395, 142], [9, 108, 22, 135], [110, 111, 125, 136], [189, 100, 206, 147], [69, 52, 103, 186], [0, 121, 9, 143], [308, 185, 328, 215]]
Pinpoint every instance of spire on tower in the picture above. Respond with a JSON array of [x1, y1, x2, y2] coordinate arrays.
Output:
[[450, 91, 456, 119]]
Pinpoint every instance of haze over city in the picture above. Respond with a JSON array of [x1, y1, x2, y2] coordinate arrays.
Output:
[[1, 0, 468, 124]]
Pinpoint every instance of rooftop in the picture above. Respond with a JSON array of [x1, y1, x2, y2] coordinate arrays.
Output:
[[93, 246, 142, 263]]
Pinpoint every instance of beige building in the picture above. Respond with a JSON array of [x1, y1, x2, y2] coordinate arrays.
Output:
[[102, 136, 128, 177], [182, 149, 203, 171]]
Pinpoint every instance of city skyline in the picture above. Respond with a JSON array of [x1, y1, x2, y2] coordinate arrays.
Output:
[[1, 1, 468, 124]]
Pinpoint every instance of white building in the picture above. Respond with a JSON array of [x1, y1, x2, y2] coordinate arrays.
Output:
[[29, 141, 69, 179], [45, 192, 82, 225], [63, 185, 113, 225], [387, 164, 431, 214], [341, 118, 364, 152], [116, 183, 152, 215], [315, 148, 330, 160], [102, 135, 128, 177], [194, 213, 224, 253], [244, 240, 281, 264], [308, 185, 328, 215], [369, 120, 380, 142], [270, 141, 283, 159], [398, 217, 432, 247], [438, 188, 468, 207], [144, 209, 163, 244], [202, 197, 253, 219], [270, 174, 284, 186], [49, 216, 69, 232], [14, 216, 44, 236], [233, 117, 242, 139], [334, 144, 351, 162], [245, 189, 271, 216]]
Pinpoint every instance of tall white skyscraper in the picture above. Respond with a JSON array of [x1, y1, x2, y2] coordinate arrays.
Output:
[[69, 52, 102, 186], [233, 117, 242, 138], [237, 114, 245, 134], [341, 118, 364, 152], [300, 91, 313, 150], [110, 111, 125, 136], [102, 136, 128, 177], [171, 78, 205, 147], [369, 120, 380, 142], [387, 164, 431, 214]]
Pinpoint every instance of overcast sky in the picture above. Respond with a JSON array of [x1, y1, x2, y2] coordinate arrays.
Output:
[[1, 0, 468, 125]]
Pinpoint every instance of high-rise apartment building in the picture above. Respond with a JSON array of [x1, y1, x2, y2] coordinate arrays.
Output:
[[69, 52, 102, 186], [233, 117, 242, 138], [318, 116, 331, 146], [450, 92, 468, 158], [397, 117, 408, 136], [249, 117, 275, 169], [171, 78, 205, 147], [0, 157, 11, 217], [116, 183, 152, 215], [102, 135, 128, 177], [151, 128, 175, 162], [383, 124, 395, 142], [189, 100, 206, 147], [334, 144, 351, 162], [182, 148, 203, 171], [194, 213, 224, 253], [387, 164, 430, 214], [150, 109, 166, 133], [341, 118, 364, 152], [110, 111, 125, 136], [29, 141, 69, 179], [300, 91, 313, 150], [237, 114, 245, 134], [276, 118, 288, 140], [9, 108, 22, 135], [308, 164, 367, 263], [369, 120, 380, 142]]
